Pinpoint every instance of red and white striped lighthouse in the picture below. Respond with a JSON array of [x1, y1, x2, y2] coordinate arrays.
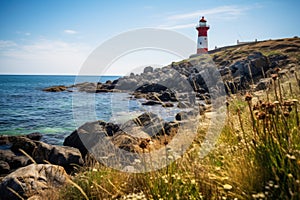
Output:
[[196, 16, 210, 54]]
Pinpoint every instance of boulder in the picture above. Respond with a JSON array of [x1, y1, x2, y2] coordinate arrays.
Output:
[[110, 133, 140, 153], [255, 78, 272, 91], [143, 66, 154, 73], [0, 164, 69, 200], [116, 78, 138, 90], [0, 149, 31, 170], [175, 111, 187, 121], [10, 136, 37, 155], [0, 133, 41, 147], [64, 121, 113, 158], [136, 83, 168, 93], [32, 142, 84, 173], [142, 101, 162, 106], [229, 52, 269, 80], [100, 122, 120, 137], [157, 91, 177, 102], [26, 132, 42, 141], [0, 135, 83, 174], [42, 85, 67, 92]]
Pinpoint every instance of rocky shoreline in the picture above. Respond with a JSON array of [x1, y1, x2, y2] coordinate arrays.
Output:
[[0, 110, 200, 199], [0, 37, 299, 199]]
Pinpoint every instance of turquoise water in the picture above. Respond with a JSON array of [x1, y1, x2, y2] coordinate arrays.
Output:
[[0, 75, 119, 144]]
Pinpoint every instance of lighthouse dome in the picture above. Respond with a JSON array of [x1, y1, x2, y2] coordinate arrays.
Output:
[[199, 16, 206, 22]]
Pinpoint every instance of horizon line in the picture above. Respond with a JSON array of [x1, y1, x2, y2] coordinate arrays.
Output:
[[0, 73, 123, 76]]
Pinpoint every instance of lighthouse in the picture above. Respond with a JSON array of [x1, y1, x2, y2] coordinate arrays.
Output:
[[196, 16, 210, 54]]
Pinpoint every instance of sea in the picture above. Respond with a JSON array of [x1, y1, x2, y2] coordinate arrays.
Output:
[[0, 75, 183, 145]]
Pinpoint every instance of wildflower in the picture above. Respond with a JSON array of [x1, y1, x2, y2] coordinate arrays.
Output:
[[266, 103, 275, 114], [286, 154, 296, 160], [271, 74, 278, 80], [253, 104, 259, 110], [273, 101, 280, 105], [283, 100, 293, 107], [257, 111, 266, 120], [268, 180, 274, 187], [265, 186, 270, 190], [288, 173, 293, 178], [245, 93, 252, 101], [283, 111, 290, 117], [191, 179, 196, 184], [167, 155, 173, 160], [223, 184, 233, 190]]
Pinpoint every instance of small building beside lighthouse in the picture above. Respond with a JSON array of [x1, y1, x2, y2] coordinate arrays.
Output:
[[196, 16, 210, 54]]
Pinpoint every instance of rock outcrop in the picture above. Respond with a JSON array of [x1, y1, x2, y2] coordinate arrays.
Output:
[[0, 134, 83, 177], [0, 164, 69, 200], [43, 85, 67, 92], [63, 112, 181, 158]]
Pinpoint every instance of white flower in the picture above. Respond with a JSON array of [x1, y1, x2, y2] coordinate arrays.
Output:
[[223, 184, 233, 190]]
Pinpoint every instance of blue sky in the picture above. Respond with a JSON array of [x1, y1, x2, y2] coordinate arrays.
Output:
[[0, 0, 299, 75]]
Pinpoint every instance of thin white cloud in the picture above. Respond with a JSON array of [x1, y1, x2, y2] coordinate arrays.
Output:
[[159, 23, 196, 30], [16, 31, 31, 36], [167, 5, 249, 20], [158, 5, 252, 30], [0, 40, 17, 49], [64, 29, 78, 34]]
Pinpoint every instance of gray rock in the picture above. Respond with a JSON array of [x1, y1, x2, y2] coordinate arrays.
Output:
[[63, 121, 109, 158], [142, 100, 162, 106], [255, 78, 272, 91], [26, 132, 42, 141], [33, 142, 84, 173], [0, 164, 69, 200], [143, 66, 153, 73], [10, 136, 37, 155], [136, 83, 168, 93], [42, 85, 67, 92], [0, 149, 31, 170], [116, 78, 138, 90], [0, 160, 10, 174]]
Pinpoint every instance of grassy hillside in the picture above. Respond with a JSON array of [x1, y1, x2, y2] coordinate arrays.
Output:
[[54, 38, 300, 200]]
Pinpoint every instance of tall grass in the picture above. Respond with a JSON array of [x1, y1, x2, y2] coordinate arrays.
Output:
[[56, 67, 300, 200]]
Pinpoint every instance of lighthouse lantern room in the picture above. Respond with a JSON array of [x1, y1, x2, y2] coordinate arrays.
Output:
[[196, 16, 210, 54]]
